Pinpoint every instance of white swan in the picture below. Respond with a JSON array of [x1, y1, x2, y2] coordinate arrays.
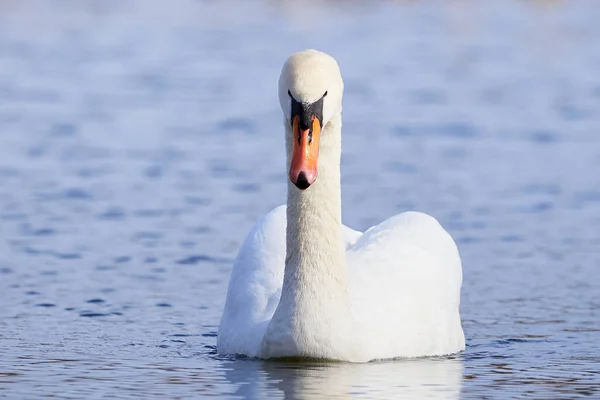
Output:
[[217, 49, 465, 362]]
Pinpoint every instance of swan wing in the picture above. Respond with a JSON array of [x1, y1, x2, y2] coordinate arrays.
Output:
[[217, 205, 287, 357], [347, 211, 465, 359], [341, 223, 362, 249]]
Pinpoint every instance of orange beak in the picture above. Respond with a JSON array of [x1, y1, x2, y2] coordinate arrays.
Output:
[[289, 115, 321, 190]]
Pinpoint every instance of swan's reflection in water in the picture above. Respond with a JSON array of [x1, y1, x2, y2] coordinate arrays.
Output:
[[224, 356, 463, 399]]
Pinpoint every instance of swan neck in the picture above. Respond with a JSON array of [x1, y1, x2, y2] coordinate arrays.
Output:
[[284, 115, 346, 291], [262, 114, 354, 359]]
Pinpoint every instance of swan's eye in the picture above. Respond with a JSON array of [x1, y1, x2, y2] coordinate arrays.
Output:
[[323, 91, 328, 97]]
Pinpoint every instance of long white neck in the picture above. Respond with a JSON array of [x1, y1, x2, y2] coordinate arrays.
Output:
[[283, 113, 346, 304], [262, 113, 354, 360]]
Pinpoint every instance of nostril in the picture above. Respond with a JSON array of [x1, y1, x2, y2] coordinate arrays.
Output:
[[295, 172, 311, 190]]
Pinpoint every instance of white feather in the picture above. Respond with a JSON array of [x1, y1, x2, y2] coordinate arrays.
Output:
[[218, 50, 465, 362]]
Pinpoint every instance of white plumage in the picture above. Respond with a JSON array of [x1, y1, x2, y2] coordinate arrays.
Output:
[[218, 50, 465, 362]]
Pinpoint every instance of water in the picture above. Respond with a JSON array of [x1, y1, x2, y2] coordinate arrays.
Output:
[[1, 0, 599, 398]]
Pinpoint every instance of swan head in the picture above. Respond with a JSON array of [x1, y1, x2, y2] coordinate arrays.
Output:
[[278, 49, 344, 190]]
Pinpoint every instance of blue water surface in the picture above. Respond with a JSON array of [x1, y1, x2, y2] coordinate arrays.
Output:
[[1, 1, 599, 398]]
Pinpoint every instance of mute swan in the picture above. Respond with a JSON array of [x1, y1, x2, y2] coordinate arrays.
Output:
[[217, 49, 465, 362]]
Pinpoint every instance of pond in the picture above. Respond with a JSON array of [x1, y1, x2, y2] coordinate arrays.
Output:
[[0, 0, 599, 398]]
